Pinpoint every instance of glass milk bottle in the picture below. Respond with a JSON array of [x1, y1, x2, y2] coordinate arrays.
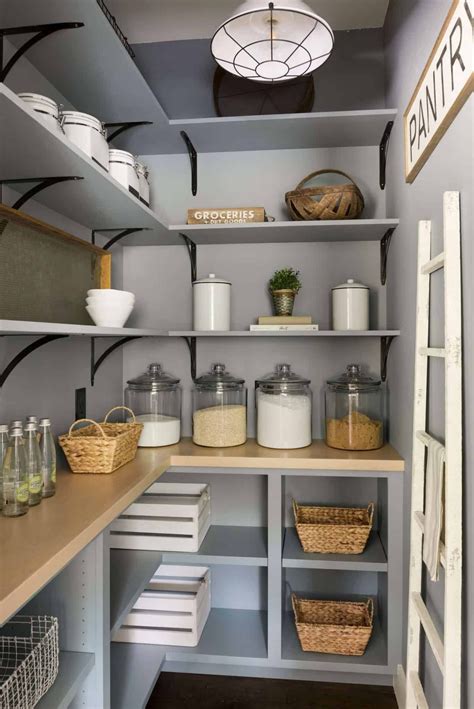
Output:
[[39, 418, 56, 497], [24, 422, 43, 506], [2, 428, 29, 517], [0, 425, 9, 511]]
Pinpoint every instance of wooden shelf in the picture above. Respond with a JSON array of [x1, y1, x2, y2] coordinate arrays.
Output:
[[281, 609, 388, 673], [169, 219, 399, 246], [0, 319, 168, 337], [282, 528, 387, 572], [162, 526, 268, 566], [110, 549, 162, 635], [170, 330, 400, 338], [37, 651, 95, 709], [162, 609, 268, 663], [0, 84, 173, 243], [111, 643, 165, 709]]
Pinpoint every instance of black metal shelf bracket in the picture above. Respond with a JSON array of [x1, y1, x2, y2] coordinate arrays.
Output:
[[179, 233, 197, 283], [380, 227, 396, 286], [0, 22, 84, 81], [380, 335, 396, 382], [180, 131, 197, 196], [104, 122, 153, 143], [91, 227, 151, 249], [182, 336, 197, 381], [0, 334, 68, 387], [0, 176, 84, 210], [90, 336, 142, 386], [379, 120, 394, 190]]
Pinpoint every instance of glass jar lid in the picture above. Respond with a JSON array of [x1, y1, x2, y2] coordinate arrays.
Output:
[[257, 363, 310, 391], [126, 363, 180, 391], [194, 363, 244, 390], [327, 364, 381, 392]]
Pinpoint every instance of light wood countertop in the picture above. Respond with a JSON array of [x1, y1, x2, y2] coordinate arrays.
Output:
[[0, 439, 403, 624]]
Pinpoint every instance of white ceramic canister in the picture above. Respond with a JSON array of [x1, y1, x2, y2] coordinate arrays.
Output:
[[193, 274, 231, 331], [135, 161, 150, 206], [60, 111, 109, 170], [332, 278, 369, 330], [18, 93, 60, 131], [108, 149, 140, 199]]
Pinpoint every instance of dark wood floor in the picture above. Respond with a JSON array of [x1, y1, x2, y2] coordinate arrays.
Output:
[[146, 673, 398, 709]]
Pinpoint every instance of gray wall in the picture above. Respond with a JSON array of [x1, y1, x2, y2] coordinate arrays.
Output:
[[132, 29, 386, 118], [384, 1, 473, 706]]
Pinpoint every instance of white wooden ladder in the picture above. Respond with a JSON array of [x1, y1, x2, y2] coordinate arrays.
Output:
[[397, 192, 463, 709]]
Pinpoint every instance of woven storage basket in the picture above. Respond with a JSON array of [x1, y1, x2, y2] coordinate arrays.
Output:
[[59, 406, 142, 474], [285, 169, 364, 221], [293, 500, 374, 554], [292, 594, 374, 655]]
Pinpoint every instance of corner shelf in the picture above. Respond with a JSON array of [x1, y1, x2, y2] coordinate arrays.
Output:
[[0, 320, 168, 337], [282, 528, 387, 572], [110, 549, 162, 636], [162, 526, 268, 567], [37, 651, 95, 709], [110, 643, 165, 709]]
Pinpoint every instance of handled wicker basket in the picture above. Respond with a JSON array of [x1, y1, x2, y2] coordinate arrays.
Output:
[[285, 169, 365, 221], [59, 406, 143, 474], [293, 500, 374, 554], [292, 594, 374, 655]]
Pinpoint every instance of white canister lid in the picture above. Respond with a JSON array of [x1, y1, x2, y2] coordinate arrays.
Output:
[[193, 273, 231, 286], [18, 92, 59, 112], [332, 278, 369, 290], [61, 110, 103, 131], [109, 149, 136, 166]]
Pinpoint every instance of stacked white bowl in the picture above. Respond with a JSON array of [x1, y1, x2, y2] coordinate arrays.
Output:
[[86, 289, 135, 327]]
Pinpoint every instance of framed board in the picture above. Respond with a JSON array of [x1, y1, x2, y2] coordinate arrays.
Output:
[[404, 0, 473, 182], [0, 204, 111, 324]]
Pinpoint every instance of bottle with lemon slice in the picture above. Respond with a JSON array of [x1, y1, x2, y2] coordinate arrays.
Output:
[[2, 427, 29, 517]]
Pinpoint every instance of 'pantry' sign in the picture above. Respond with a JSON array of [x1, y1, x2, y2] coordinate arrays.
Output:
[[404, 0, 473, 182]]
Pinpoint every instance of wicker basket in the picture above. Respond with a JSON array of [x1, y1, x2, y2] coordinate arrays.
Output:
[[293, 500, 374, 554], [292, 595, 374, 655], [0, 616, 59, 709], [285, 169, 365, 221], [59, 406, 143, 474]]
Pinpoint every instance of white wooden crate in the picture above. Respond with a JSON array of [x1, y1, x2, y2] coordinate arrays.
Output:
[[114, 565, 211, 647], [110, 482, 211, 552]]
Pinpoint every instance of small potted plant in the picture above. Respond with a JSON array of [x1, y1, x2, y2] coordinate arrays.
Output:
[[268, 267, 302, 316]]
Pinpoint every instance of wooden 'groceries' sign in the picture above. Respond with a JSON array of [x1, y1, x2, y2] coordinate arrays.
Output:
[[187, 207, 266, 224], [404, 0, 473, 182]]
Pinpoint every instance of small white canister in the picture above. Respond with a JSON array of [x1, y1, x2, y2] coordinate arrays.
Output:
[[332, 278, 369, 330], [60, 111, 109, 170], [18, 93, 61, 131], [193, 273, 231, 331], [135, 160, 150, 206], [109, 149, 140, 199]]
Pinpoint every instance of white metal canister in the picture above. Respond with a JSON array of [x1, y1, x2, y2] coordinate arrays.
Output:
[[109, 149, 140, 199], [60, 111, 109, 170], [193, 274, 231, 331], [135, 161, 150, 206], [332, 278, 369, 330], [18, 93, 60, 131]]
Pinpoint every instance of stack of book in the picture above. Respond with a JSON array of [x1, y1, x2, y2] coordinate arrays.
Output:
[[250, 316, 319, 331]]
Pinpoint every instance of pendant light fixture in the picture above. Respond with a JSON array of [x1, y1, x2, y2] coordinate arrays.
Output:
[[211, 0, 334, 83]]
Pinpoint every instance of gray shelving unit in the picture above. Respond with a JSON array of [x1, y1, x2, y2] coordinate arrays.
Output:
[[171, 330, 400, 337], [37, 651, 95, 709], [110, 549, 162, 635], [162, 525, 268, 566], [111, 643, 165, 709]]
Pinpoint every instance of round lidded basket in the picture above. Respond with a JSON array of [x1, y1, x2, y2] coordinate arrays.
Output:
[[285, 169, 365, 221]]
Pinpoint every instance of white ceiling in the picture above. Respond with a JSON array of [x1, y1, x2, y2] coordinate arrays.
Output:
[[107, 0, 390, 44]]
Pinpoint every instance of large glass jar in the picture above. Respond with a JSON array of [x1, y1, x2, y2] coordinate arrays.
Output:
[[125, 363, 181, 447], [325, 364, 384, 450], [256, 364, 312, 449], [192, 363, 247, 447]]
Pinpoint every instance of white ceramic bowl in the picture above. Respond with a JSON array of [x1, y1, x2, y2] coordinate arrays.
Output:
[[86, 303, 134, 327], [86, 294, 134, 307], [87, 288, 135, 298]]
